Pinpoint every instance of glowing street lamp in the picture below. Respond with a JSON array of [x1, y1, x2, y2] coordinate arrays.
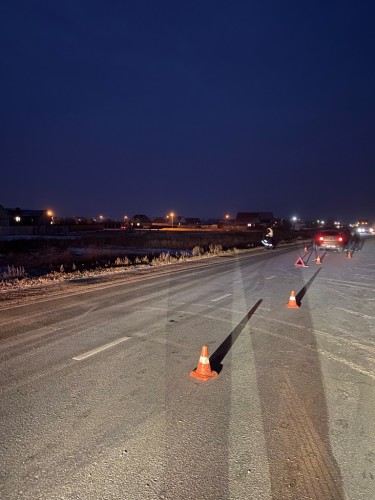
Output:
[[47, 209, 54, 224], [170, 212, 174, 228]]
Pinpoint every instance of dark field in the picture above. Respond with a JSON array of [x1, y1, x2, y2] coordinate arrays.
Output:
[[0, 228, 309, 278]]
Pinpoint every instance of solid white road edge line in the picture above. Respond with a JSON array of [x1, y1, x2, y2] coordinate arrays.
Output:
[[73, 336, 131, 361]]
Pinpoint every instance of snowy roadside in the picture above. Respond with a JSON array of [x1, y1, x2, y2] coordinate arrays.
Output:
[[0, 239, 307, 308], [0, 247, 250, 308]]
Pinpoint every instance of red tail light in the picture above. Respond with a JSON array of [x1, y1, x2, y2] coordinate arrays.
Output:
[[319, 236, 324, 241], [338, 236, 343, 242]]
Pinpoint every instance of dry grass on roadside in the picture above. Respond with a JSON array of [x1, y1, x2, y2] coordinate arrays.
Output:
[[0, 244, 241, 292]]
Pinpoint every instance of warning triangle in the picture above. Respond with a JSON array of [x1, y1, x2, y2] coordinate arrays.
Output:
[[295, 256, 308, 267]]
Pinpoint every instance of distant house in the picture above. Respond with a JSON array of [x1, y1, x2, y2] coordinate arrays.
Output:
[[0, 205, 52, 226], [151, 216, 201, 228], [235, 212, 275, 228], [152, 217, 168, 226], [183, 217, 202, 227], [129, 214, 152, 228]]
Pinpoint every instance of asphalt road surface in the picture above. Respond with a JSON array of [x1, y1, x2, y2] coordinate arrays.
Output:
[[1, 238, 374, 500]]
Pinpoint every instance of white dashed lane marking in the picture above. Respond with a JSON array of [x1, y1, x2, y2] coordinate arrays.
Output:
[[73, 336, 131, 361], [211, 294, 232, 302]]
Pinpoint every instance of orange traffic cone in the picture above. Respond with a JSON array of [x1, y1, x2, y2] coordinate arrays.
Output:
[[190, 345, 218, 381], [346, 251, 352, 259], [315, 255, 321, 264], [304, 246, 308, 253], [287, 290, 299, 308]]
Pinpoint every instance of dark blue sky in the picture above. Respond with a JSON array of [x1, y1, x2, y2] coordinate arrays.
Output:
[[1, 1, 374, 223]]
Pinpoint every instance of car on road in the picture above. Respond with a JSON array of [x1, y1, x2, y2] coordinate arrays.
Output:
[[313, 229, 350, 251]]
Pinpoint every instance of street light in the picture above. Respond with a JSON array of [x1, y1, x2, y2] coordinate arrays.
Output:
[[121, 215, 128, 230], [170, 212, 174, 228], [47, 209, 54, 224]]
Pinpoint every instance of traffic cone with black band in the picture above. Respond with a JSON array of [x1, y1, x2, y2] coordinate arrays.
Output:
[[315, 255, 321, 264], [287, 290, 299, 309], [190, 345, 218, 381]]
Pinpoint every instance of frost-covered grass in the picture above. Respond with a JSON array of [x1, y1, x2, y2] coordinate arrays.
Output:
[[0, 244, 241, 292], [1, 265, 27, 280]]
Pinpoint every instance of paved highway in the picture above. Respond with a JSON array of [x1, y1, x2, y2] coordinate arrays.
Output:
[[1, 238, 374, 499]]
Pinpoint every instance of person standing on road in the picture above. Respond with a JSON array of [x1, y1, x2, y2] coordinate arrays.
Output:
[[349, 228, 360, 253], [265, 227, 275, 247]]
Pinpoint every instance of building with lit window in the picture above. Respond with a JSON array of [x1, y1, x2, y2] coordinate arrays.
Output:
[[0, 205, 52, 226]]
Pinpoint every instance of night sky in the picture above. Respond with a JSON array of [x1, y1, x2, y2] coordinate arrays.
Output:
[[1, 1, 374, 223]]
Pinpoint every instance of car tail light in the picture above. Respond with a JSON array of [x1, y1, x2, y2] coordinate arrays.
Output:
[[338, 236, 343, 242], [319, 236, 324, 241]]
